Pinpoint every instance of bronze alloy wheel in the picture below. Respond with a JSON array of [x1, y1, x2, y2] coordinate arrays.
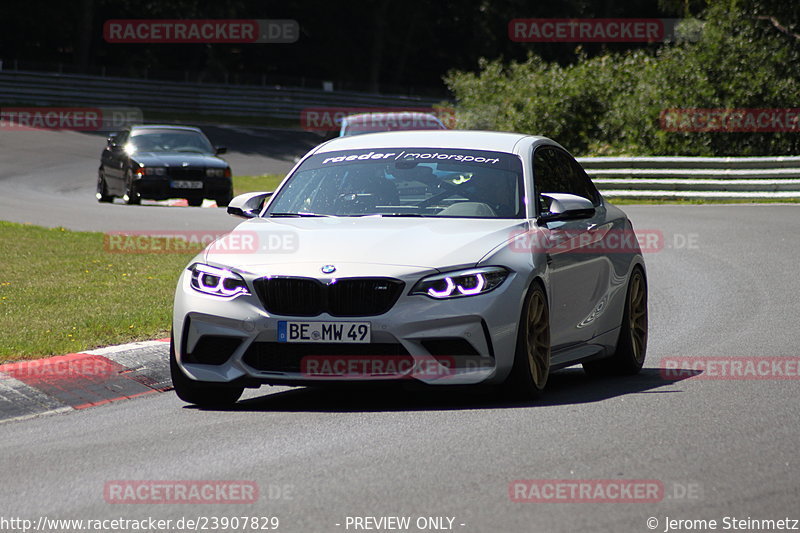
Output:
[[583, 267, 648, 376], [627, 269, 648, 366], [506, 282, 551, 398], [525, 287, 551, 389]]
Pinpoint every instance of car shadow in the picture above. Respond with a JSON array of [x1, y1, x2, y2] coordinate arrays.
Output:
[[187, 367, 703, 413]]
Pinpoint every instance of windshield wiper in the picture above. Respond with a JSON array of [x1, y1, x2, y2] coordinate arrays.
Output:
[[375, 213, 429, 217], [268, 212, 332, 218]]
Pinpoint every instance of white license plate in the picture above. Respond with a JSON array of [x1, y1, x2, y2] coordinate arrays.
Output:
[[171, 180, 203, 189], [277, 321, 371, 343]]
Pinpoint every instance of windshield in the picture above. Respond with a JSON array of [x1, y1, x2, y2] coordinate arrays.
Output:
[[267, 148, 525, 218], [128, 130, 214, 154], [341, 114, 446, 136]]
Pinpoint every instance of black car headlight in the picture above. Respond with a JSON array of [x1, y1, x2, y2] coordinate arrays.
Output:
[[189, 263, 249, 297], [206, 168, 228, 178], [135, 166, 166, 176], [411, 266, 509, 299]]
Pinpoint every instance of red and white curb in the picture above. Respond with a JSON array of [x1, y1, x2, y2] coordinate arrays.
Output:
[[0, 338, 172, 424]]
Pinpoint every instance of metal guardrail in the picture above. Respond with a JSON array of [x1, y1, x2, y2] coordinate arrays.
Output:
[[0, 70, 443, 121], [578, 155, 800, 169], [0, 72, 795, 200], [577, 156, 800, 199]]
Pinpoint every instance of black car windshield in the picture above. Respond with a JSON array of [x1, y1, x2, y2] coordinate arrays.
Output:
[[128, 129, 214, 154], [266, 148, 525, 218], [342, 114, 446, 136]]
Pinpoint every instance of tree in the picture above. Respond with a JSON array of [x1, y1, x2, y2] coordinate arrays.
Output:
[[446, 1, 800, 155]]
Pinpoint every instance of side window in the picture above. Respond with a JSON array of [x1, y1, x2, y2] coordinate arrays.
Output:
[[557, 150, 601, 206], [533, 147, 571, 214], [115, 130, 129, 146], [533, 147, 600, 213]]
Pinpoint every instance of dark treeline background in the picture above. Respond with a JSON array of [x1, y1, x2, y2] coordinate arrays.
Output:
[[2, 0, 700, 95], [2, 0, 797, 155], [443, 0, 800, 155]]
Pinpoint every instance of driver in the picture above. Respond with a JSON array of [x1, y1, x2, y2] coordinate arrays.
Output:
[[342, 166, 399, 206], [131, 134, 160, 152], [463, 172, 517, 217]]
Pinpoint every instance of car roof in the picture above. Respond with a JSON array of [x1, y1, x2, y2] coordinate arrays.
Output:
[[130, 125, 203, 133], [343, 112, 441, 123], [316, 130, 552, 154]]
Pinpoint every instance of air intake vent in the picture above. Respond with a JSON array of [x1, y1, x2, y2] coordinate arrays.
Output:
[[253, 277, 404, 317], [185, 335, 242, 365]]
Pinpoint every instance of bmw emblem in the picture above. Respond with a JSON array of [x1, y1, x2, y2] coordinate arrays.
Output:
[[321, 265, 336, 274]]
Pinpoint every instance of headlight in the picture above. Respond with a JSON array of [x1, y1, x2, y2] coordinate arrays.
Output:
[[189, 263, 249, 297], [206, 168, 227, 178], [410, 266, 509, 299], [135, 166, 166, 176]]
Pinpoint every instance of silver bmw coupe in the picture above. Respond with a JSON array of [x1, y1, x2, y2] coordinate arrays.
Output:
[[171, 131, 648, 406]]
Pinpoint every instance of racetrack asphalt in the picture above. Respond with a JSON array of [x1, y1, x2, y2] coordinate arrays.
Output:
[[0, 125, 321, 232], [0, 128, 798, 532]]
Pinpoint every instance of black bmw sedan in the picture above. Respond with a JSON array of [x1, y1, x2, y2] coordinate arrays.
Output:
[[97, 125, 233, 207]]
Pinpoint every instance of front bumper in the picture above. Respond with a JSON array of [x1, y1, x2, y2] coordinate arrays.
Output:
[[172, 264, 528, 387], [135, 176, 232, 200]]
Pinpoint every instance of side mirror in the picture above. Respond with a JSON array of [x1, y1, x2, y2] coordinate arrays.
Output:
[[106, 133, 118, 147], [537, 193, 595, 223], [215, 146, 227, 155], [227, 191, 272, 219]]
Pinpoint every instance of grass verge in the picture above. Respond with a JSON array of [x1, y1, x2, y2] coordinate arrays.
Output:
[[0, 221, 197, 362], [233, 174, 284, 196], [0, 175, 279, 362]]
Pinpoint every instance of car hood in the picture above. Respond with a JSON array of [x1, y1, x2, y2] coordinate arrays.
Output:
[[132, 152, 226, 167], [205, 217, 528, 272]]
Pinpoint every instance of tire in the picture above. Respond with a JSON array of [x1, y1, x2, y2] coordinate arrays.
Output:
[[583, 267, 648, 376], [187, 197, 204, 207], [123, 171, 141, 205], [504, 281, 551, 399], [170, 334, 244, 408], [96, 170, 114, 203], [215, 190, 233, 207]]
